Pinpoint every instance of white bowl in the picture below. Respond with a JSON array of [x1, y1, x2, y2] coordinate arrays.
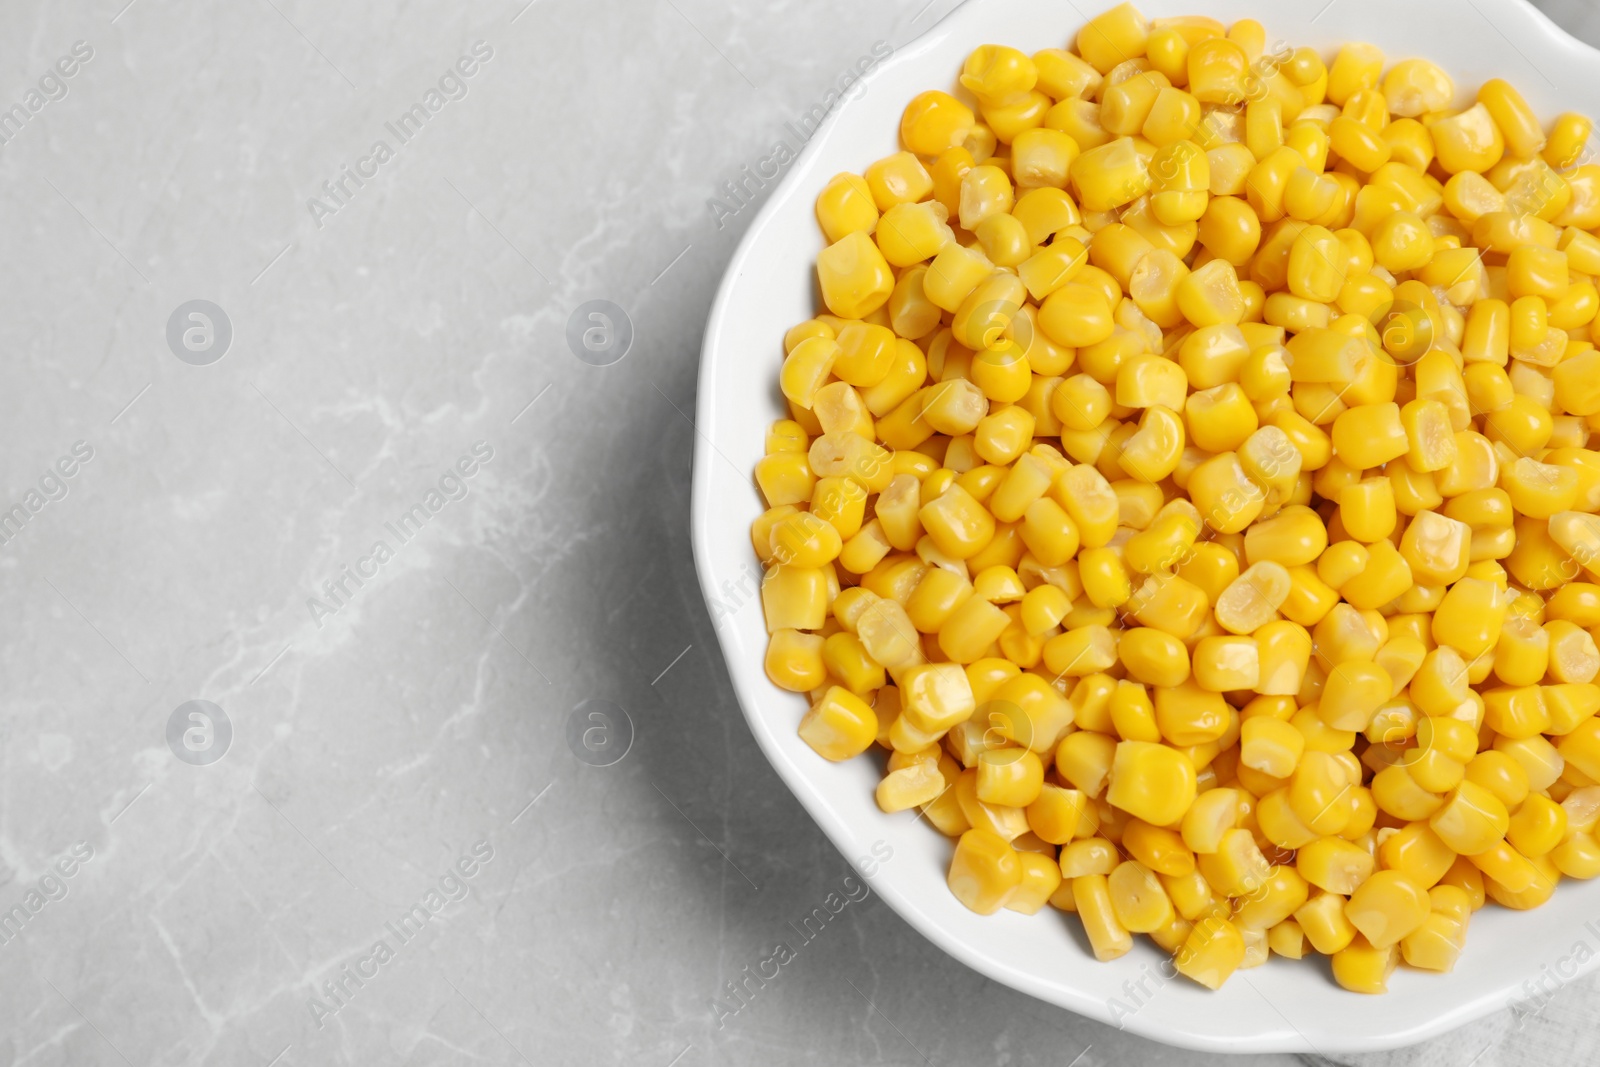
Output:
[[691, 0, 1600, 1053]]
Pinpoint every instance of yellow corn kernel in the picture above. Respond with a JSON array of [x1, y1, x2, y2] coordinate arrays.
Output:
[[954, 765, 1029, 837], [1167, 914, 1246, 990], [952, 272, 1026, 354], [752, 506, 800, 566], [1502, 457, 1579, 520], [864, 151, 933, 212], [1125, 573, 1209, 643], [769, 511, 844, 571], [1074, 871, 1135, 961], [1169, 545, 1236, 610], [1328, 402, 1406, 470], [1025, 784, 1097, 846], [929, 145, 976, 216], [798, 686, 879, 761], [1113, 681, 1164, 748], [1015, 498, 1078, 569], [1180, 786, 1240, 856], [815, 173, 880, 245], [1294, 889, 1357, 954], [948, 829, 1022, 914], [1318, 39, 1380, 103], [1332, 935, 1399, 994], [918, 483, 996, 562], [1042, 623, 1118, 678], [960, 44, 1037, 103], [766, 630, 827, 693], [934, 590, 1011, 664], [1298, 835, 1375, 895], [1034, 44, 1102, 97], [976, 747, 1045, 808], [1471, 78, 1542, 161], [1400, 911, 1466, 973], [1234, 864, 1312, 934], [1060, 838, 1119, 881], [1467, 838, 1543, 895], [1105, 741, 1198, 826], [1077, 1, 1149, 73], [1546, 619, 1600, 684], [1071, 136, 1151, 213], [1268, 919, 1307, 960], [1544, 111, 1593, 168], [877, 761, 947, 813], [923, 243, 999, 316], [1197, 827, 1272, 897], [1039, 281, 1117, 350], [1150, 139, 1211, 224], [766, 416, 811, 454], [957, 164, 1015, 233], [1398, 509, 1473, 586], [1152, 680, 1229, 750], [1430, 103, 1505, 175], [1241, 715, 1305, 778], [897, 662, 977, 736], [761, 564, 829, 633], [1176, 258, 1246, 326], [757, 446, 820, 508], [1343, 868, 1431, 950], [1107, 859, 1176, 932], [1210, 560, 1289, 636], [901, 89, 976, 156], [1186, 35, 1249, 105], [821, 632, 887, 695], [1506, 793, 1567, 859], [1113, 624, 1190, 688], [832, 322, 898, 391], [817, 232, 894, 321], [1005, 851, 1065, 915]]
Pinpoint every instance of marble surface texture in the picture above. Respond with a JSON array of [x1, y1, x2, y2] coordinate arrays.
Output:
[[1, 0, 1597, 1065]]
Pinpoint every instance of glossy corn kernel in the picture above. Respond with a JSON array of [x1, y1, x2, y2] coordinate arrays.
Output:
[[799, 687, 879, 761], [1077, 2, 1149, 74], [1075, 871, 1136, 960], [1344, 868, 1431, 950], [815, 173, 880, 245], [1333, 935, 1399, 994], [1174, 914, 1247, 989], [948, 829, 1023, 914], [817, 232, 894, 320], [1108, 859, 1176, 932], [1432, 779, 1514, 853], [1006, 852, 1065, 915], [1106, 741, 1198, 826]]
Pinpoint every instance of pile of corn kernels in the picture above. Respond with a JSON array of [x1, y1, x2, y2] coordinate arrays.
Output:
[[753, 1, 1600, 993]]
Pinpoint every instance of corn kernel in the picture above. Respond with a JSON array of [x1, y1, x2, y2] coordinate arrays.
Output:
[[948, 829, 1023, 914]]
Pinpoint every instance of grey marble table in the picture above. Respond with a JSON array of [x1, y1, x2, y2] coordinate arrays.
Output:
[[0, 1, 1595, 1064]]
